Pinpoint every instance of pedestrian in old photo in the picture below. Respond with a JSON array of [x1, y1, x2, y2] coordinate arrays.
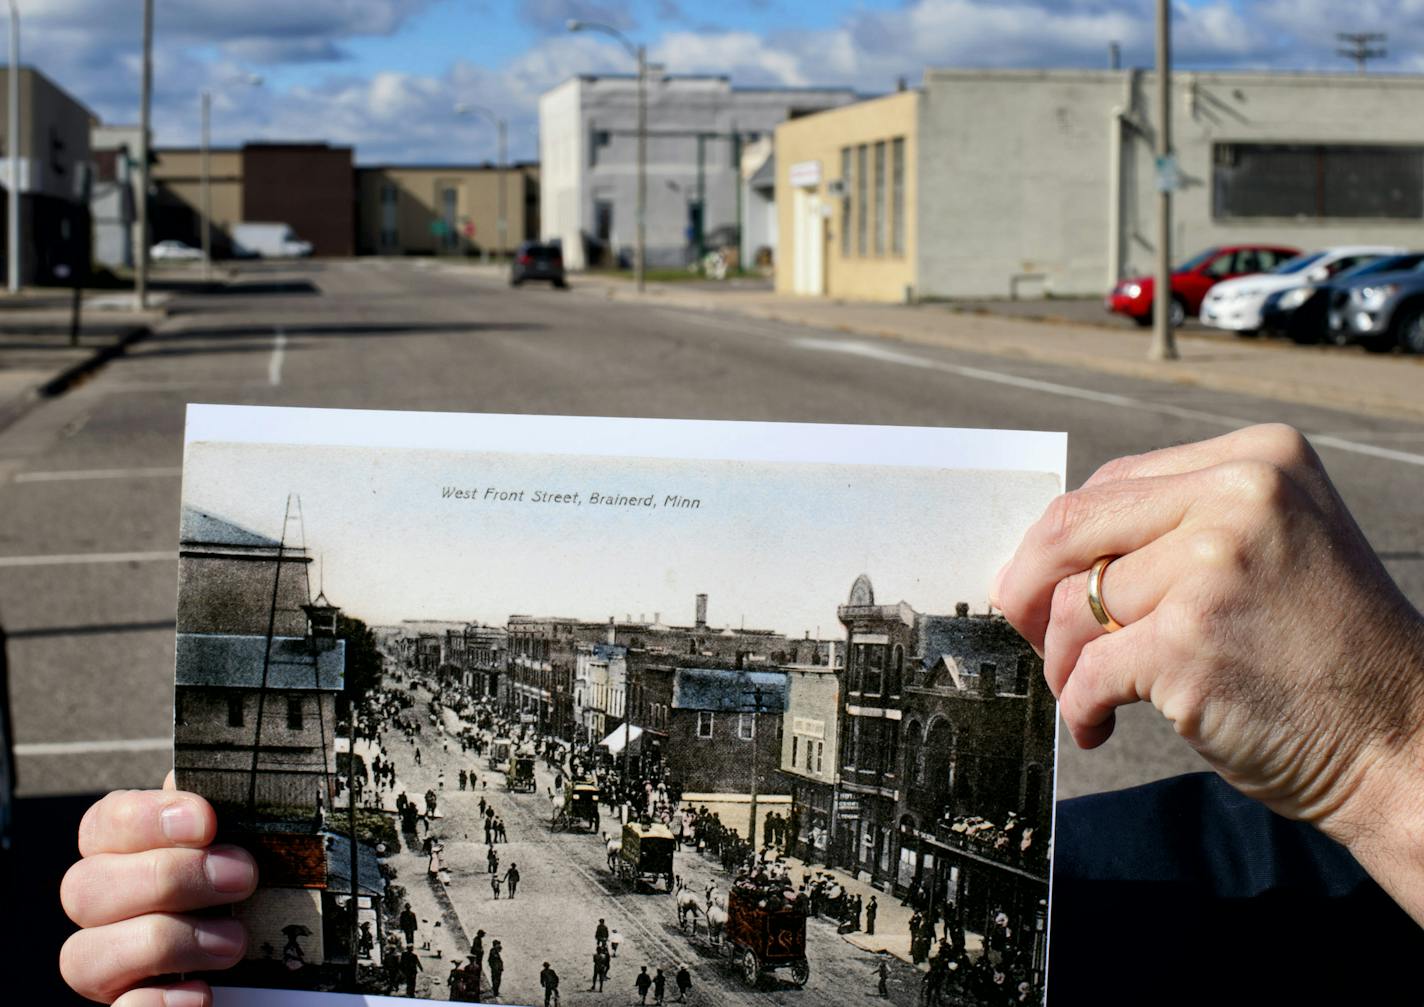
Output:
[[488, 940, 504, 997], [540, 961, 561, 1007], [636, 966, 652, 1004], [653, 966, 667, 1005], [674, 964, 692, 1003], [399, 902, 418, 948], [866, 894, 878, 935], [873, 952, 890, 997], [590, 946, 610, 991], [488, 844, 500, 875], [400, 948, 423, 997], [491, 871, 502, 899], [595, 917, 609, 948], [609, 927, 622, 957], [472, 929, 485, 965], [503, 861, 521, 897]]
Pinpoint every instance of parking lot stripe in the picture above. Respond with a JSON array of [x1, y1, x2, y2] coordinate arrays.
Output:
[[15, 737, 170, 757], [14, 467, 182, 483], [0, 551, 176, 568]]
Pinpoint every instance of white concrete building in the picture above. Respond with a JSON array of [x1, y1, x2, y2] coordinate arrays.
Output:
[[539, 74, 857, 270]]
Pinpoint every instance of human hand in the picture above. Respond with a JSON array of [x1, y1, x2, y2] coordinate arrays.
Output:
[[59, 773, 257, 1005], [992, 424, 1424, 903]]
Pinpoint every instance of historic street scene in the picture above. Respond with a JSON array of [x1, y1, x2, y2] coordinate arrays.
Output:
[[170, 434, 1059, 1004]]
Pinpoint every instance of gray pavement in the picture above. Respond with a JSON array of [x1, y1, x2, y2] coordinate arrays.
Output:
[[3, 258, 1423, 808]]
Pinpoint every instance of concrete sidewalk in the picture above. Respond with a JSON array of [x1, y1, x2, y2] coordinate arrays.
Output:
[[0, 295, 168, 432], [559, 274, 1424, 423]]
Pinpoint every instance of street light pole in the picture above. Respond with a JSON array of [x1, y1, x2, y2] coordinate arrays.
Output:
[[137, 0, 153, 310], [568, 20, 648, 289], [7, 0, 21, 294], [200, 91, 211, 283], [1149, 0, 1178, 360], [454, 104, 509, 260]]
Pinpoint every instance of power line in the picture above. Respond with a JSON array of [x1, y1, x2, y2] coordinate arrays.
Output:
[[1337, 32, 1387, 74]]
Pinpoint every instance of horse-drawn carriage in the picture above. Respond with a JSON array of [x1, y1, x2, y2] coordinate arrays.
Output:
[[552, 781, 601, 832], [721, 882, 809, 987], [487, 737, 512, 771], [612, 821, 675, 891], [505, 752, 537, 792]]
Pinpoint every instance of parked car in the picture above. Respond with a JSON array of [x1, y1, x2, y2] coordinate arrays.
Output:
[[1106, 244, 1299, 327], [230, 222, 314, 259], [1329, 264, 1424, 354], [510, 241, 566, 288], [1263, 252, 1424, 344], [1198, 246, 1402, 337], [151, 239, 204, 262]]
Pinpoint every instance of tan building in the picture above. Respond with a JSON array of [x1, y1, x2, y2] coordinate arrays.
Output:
[[355, 164, 538, 257], [150, 147, 244, 254], [775, 90, 918, 302]]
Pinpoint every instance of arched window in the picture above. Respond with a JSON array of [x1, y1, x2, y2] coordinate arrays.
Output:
[[903, 720, 924, 786]]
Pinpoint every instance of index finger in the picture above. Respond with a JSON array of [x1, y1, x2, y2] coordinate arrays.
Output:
[[78, 789, 217, 857]]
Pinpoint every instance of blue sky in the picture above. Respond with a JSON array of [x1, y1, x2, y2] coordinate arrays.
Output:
[[26, 1, 1424, 164]]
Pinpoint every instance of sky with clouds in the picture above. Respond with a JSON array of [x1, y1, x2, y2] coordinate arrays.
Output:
[[25, 1, 1424, 165]]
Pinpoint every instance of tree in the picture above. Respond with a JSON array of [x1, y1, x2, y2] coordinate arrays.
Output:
[[338, 614, 383, 711]]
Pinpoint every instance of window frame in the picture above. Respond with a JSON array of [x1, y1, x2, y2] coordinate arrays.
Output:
[[697, 710, 715, 738], [227, 694, 245, 728]]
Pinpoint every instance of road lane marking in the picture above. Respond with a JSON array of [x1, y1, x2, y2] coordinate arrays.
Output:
[[14, 466, 182, 483], [0, 551, 175, 568], [794, 337, 1424, 469], [15, 737, 170, 757], [269, 327, 287, 386]]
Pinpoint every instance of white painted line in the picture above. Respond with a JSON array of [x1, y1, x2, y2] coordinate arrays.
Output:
[[0, 551, 176, 568], [14, 466, 182, 483], [16, 737, 170, 757], [794, 337, 1424, 469], [268, 327, 287, 386]]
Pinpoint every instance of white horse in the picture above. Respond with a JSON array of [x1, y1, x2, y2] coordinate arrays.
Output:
[[675, 881, 705, 934], [705, 896, 727, 946], [604, 832, 621, 871]]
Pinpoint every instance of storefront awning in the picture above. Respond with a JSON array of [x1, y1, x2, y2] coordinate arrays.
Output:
[[599, 724, 643, 754]]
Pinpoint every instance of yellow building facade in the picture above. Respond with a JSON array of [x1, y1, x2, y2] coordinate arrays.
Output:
[[774, 91, 919, 302], [355, 165, 538, 257]]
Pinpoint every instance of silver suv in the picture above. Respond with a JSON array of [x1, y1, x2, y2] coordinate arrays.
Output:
[[1329, 264, 1424, 353]]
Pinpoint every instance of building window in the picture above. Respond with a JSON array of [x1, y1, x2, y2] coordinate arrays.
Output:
[[856, 144, 868, 256], [889, 644, 904, 695], [891, 137, 905, 255], [286, 696, 304, 731], [1214, 143, 1424, 220], [874, 140, 886, 256], [863, 644, 884, 696], [816, 741, 823, 773], [840, 146, 852, 257], [738, 714, 755, 740], [792, 735, 799, 766], [227, 695, 244, 728], [174, 692, 185, 727], [698, 711, 714, 738], [440, 187, 460, 250]]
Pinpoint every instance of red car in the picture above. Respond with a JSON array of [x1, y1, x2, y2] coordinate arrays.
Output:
[[1106, 244, 1300, 327]]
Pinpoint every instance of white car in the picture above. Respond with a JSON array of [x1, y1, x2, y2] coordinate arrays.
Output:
[[1198, 246, 1403, 336], [151, 239, 205, 262]]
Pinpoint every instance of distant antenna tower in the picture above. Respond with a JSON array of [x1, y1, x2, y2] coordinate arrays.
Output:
[[1337, 32, 1387, 73]]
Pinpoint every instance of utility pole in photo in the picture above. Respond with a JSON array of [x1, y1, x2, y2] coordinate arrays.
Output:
[[1336, 32, 1387, 74], [1150, 0, 1178, 361], [6, 0, 19, 294], [136, 0, 153, 310]]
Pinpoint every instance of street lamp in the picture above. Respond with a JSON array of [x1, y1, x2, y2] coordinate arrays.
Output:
[[201, 74, 262, 283], [7, 0, 20, 294], [453, 102, 509, 262], [567, 18, 647, 292]]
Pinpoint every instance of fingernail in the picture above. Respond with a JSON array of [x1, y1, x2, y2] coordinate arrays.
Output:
[[160, 802, 205, 844], [164, 990, 209, 1007], [195, 918, 246, 961], [204, 846, 256, 893], [989, 562, 1008, 608]]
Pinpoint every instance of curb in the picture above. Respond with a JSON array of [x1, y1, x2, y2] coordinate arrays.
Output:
[[0, 324, 152, 436]]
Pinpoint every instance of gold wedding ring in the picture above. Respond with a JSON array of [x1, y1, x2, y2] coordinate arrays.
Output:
[[1087, 556, 1124, 633]]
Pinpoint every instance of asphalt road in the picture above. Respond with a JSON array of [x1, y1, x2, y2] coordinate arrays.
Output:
[[5, 258, 1424, 806]]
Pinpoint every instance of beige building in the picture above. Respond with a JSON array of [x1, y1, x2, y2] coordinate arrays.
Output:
[[775, 91, 918, 302], [150, 147, 244, 252], [777, 69, 1424, 303], [355, 164, 538, 257]]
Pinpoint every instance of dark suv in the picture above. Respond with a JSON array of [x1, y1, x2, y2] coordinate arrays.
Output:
[[510, 241, 566, 288], [1329, 262, 1424, 353]]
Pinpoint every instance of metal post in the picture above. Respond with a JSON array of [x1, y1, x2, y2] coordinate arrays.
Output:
[[748, 706, 758, 851], [695, 134, 705, 260], [497, 119, 508, 260], [732, 127, 743, 275], [200, 91, 211, 284], [136, 0, 153, 310], [636, 45, 647, 291], [7, 0, 20, 294], [348, 716, 361, 989], [1149, 0, 1178, 361]]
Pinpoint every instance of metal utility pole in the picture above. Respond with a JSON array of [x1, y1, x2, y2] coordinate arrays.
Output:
[[7, 0, 20, 294], [568, 20, 648, 289], [200, 91, 211, 283], [348, 716, 361, 989], [1336, 32, 1386, 74], [454, 104, 509, 259], [1150, 0, 1178, 361], [742, 676, 773, 851], [136, 0, 153, 309]]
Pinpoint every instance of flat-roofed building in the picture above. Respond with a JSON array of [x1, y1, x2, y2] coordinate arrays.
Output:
[[355, 163, 538, 257]]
